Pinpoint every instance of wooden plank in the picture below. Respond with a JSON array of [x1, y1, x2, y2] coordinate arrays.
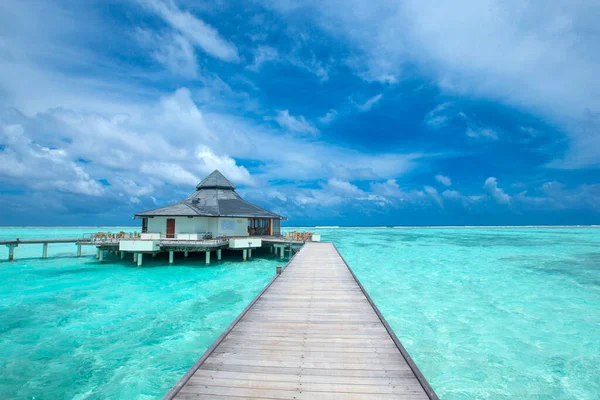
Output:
[[191, 369, 422, 385], [199, 363, 418, 378], [167, 242, 437, 400]]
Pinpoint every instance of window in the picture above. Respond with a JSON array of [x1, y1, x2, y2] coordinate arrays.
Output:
[[272, 219, 281, 236]]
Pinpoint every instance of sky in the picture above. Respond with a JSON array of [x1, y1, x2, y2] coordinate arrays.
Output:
[[0, 0, 599, 226]]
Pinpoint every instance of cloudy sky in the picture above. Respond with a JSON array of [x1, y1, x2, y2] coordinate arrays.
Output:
[[0, 0, 599, 226]]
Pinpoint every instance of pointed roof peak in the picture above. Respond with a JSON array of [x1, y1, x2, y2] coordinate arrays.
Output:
[[196, 169, 236, 190]]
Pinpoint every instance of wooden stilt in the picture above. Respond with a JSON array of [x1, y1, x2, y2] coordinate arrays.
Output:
[[8, 245, 15, 261], [42, 242, 48, 259]]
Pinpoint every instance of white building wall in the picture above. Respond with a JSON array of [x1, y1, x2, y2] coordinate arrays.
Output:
[[217, 217, 248, 237], [144, 216, 248, 237], [147, 217, 167, 236]]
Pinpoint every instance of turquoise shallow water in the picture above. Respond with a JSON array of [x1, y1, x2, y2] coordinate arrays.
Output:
[[329, 227, 600, 400], [0, 227, 279, 399], [1, 226, 599, 399]]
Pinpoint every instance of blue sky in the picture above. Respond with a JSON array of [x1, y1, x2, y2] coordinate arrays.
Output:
[[0, 0, 599, 226]]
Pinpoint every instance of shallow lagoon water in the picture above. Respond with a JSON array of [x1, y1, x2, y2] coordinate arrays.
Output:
[[330, 227, 600, 399], [1, 226, 599, 399], [0, 227, 278, 399]]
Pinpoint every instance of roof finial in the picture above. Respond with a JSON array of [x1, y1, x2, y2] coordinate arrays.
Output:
[[196, 170, 236, 190]]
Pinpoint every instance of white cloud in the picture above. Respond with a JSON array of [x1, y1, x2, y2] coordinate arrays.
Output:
[[514, 181, 600, 211], [140, 162, 199, 186], [442, 189, 461, 199], [0, 123, 105, 196], [139, 0, 239, 62], [320, 109, 338, 124], [247, 45, 279, 71], [136, 29, 198, 78], [466, 127, 498, 141], [424, 102, 452, 128], [269, 110, 319, 134], [424, 185, 443, 208], [196, 147, 254, 186], [353, 94, 383, 112], [325, 178, 364, 197], [264, 0, 600, 167], [484, 177, 511, 205], [435, 174, 452, 186]]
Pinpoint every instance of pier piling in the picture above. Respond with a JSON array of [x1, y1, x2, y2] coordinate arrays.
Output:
[[169, 251, 174, 265], [77, 244, 82, 257], [7, 244, 16, 261], [184, 250, 188, 259], [120, 251, 124, 259], [242, 249, 247, 261], [42, 243, 48, 259], [217, 249, 222, 260], [205, 251, 210, 265], [98, 250, 104, 262], [137, 253, 143, 267]]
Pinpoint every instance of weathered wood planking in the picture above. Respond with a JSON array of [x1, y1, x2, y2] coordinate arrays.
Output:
[[165, 242, 438, 400]]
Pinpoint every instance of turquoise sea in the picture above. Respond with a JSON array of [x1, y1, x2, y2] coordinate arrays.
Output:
[[1, 226, 599, 399]]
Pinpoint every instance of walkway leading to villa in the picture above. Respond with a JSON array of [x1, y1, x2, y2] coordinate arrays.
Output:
[[165, 242, 438, 400]]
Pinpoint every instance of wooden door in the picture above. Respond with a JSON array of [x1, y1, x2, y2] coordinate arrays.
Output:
[[166, 218, 175, 238]]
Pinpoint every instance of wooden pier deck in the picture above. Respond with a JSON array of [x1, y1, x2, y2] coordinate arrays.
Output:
[[165, 242, 438, 400]]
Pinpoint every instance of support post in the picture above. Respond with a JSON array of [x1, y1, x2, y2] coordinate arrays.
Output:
[[8, 245, 15, 261], [77, 244, 82, 257], [205, 251, 211, 265], [99, 250, 104, 262], [120, 251, 124, 259], [217, 249, 222, 260], [137, 253, 143, 267], [133, 253, 137, 263], [42, 242, 48, 259], [169, 251, 174, 265], [248, 248, 252, 259], [96, 248, 101, 259], [242, 249, 247, 262], [280, 246, 284, 260], [184, 250, 188, 259], [269, 246, 273, 254]]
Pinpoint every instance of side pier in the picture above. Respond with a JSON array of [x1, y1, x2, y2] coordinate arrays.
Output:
[[165, 242, 438, 399], [1, 236, 305, 263]]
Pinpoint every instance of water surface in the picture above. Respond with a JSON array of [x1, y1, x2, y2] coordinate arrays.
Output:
[[1, 226, 599, 399]]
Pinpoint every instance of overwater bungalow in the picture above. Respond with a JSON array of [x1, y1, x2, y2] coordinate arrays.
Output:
[[135, 170, 284, 239]]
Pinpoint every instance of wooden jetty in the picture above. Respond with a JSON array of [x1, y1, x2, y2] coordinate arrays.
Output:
[[0, 238, 84, 261], [165, 242, 438, 400], [1, 236, 305, 263]]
